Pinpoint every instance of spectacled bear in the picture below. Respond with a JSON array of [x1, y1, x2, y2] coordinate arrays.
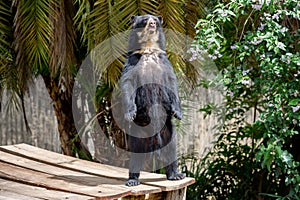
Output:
[[120, 14, 185, 186]]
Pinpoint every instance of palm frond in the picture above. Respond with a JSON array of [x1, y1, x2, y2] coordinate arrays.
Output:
[[160, 0, 186, 33], [13, 0, 54, 91], [90, 31, 126, 87], [185, 0, 207, 37], [88, 0, 130, 87], [159, 0, 207, 88], [0, 0, 21, 112], [89, 0, 111, 46], [139, 0, 160, 15], [0, 0, 13, 74], [74, 0, 93, 49], [0, 0, 13, 54]]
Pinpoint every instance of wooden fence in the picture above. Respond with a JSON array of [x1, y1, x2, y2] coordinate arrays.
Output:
[[0, 77, 61, 153], [0, 76, 225, 158]]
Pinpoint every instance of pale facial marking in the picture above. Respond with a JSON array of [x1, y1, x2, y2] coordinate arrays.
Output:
[[136, 17, 161, 54]]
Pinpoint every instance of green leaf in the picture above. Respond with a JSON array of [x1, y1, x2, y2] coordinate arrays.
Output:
[[227, 10, 236, 17], [289, 99, 300, 106]]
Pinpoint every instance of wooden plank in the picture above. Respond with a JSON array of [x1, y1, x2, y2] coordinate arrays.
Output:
[[0, 143, 148, 179], [122, 193, 163, 200], [163, 187, 187, 200], [138, 177, 194, 192], [122, 187, 187, 200], [0, 178, 92, 200], [0, 161, 131, 199], [0, 191, 41, 200], [0, 151, 161, 197], [0, 144, 195, 191]]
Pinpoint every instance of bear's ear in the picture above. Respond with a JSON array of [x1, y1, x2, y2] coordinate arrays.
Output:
[[130, 16, 136, 24], [157, 16, 163, 24]]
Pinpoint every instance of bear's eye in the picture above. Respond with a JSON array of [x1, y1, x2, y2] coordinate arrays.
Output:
[[143, 18, 148, 24]]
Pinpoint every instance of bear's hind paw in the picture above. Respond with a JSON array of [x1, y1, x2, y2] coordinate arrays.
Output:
[[125, 179, 140, 186], [167, 172, 186, 180]]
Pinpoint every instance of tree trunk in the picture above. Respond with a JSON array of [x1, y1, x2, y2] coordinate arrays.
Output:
[[42, 75, 92, 160]]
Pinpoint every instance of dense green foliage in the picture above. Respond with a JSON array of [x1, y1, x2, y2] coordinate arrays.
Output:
[[185, 0, 300, 199]]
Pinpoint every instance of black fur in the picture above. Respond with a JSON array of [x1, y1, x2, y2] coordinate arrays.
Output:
[[128, 53, 142, 66], [120, 15, 185, 186]]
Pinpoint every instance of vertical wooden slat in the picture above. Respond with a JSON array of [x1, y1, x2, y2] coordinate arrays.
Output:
[[0, 77, 60, 152]]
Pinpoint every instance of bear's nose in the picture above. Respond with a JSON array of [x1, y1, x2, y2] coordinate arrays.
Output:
[[149, 20, 156, 27]]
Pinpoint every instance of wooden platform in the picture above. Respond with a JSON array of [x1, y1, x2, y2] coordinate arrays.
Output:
[[0, 143, 195, 199]]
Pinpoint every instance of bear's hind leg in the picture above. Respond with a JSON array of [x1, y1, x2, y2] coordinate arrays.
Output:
[[126, 153, 145, 186], [161, 118, 185, 180]]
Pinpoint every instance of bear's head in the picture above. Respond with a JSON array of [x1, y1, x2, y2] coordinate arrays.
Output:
[[128, 15, 165, 54], [130, 15, 163, 34]]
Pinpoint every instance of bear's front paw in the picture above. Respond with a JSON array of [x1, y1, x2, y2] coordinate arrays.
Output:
[[172, 110, 182, 120], [124, 111, 136, 121], [125, 178, 140, 186]]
